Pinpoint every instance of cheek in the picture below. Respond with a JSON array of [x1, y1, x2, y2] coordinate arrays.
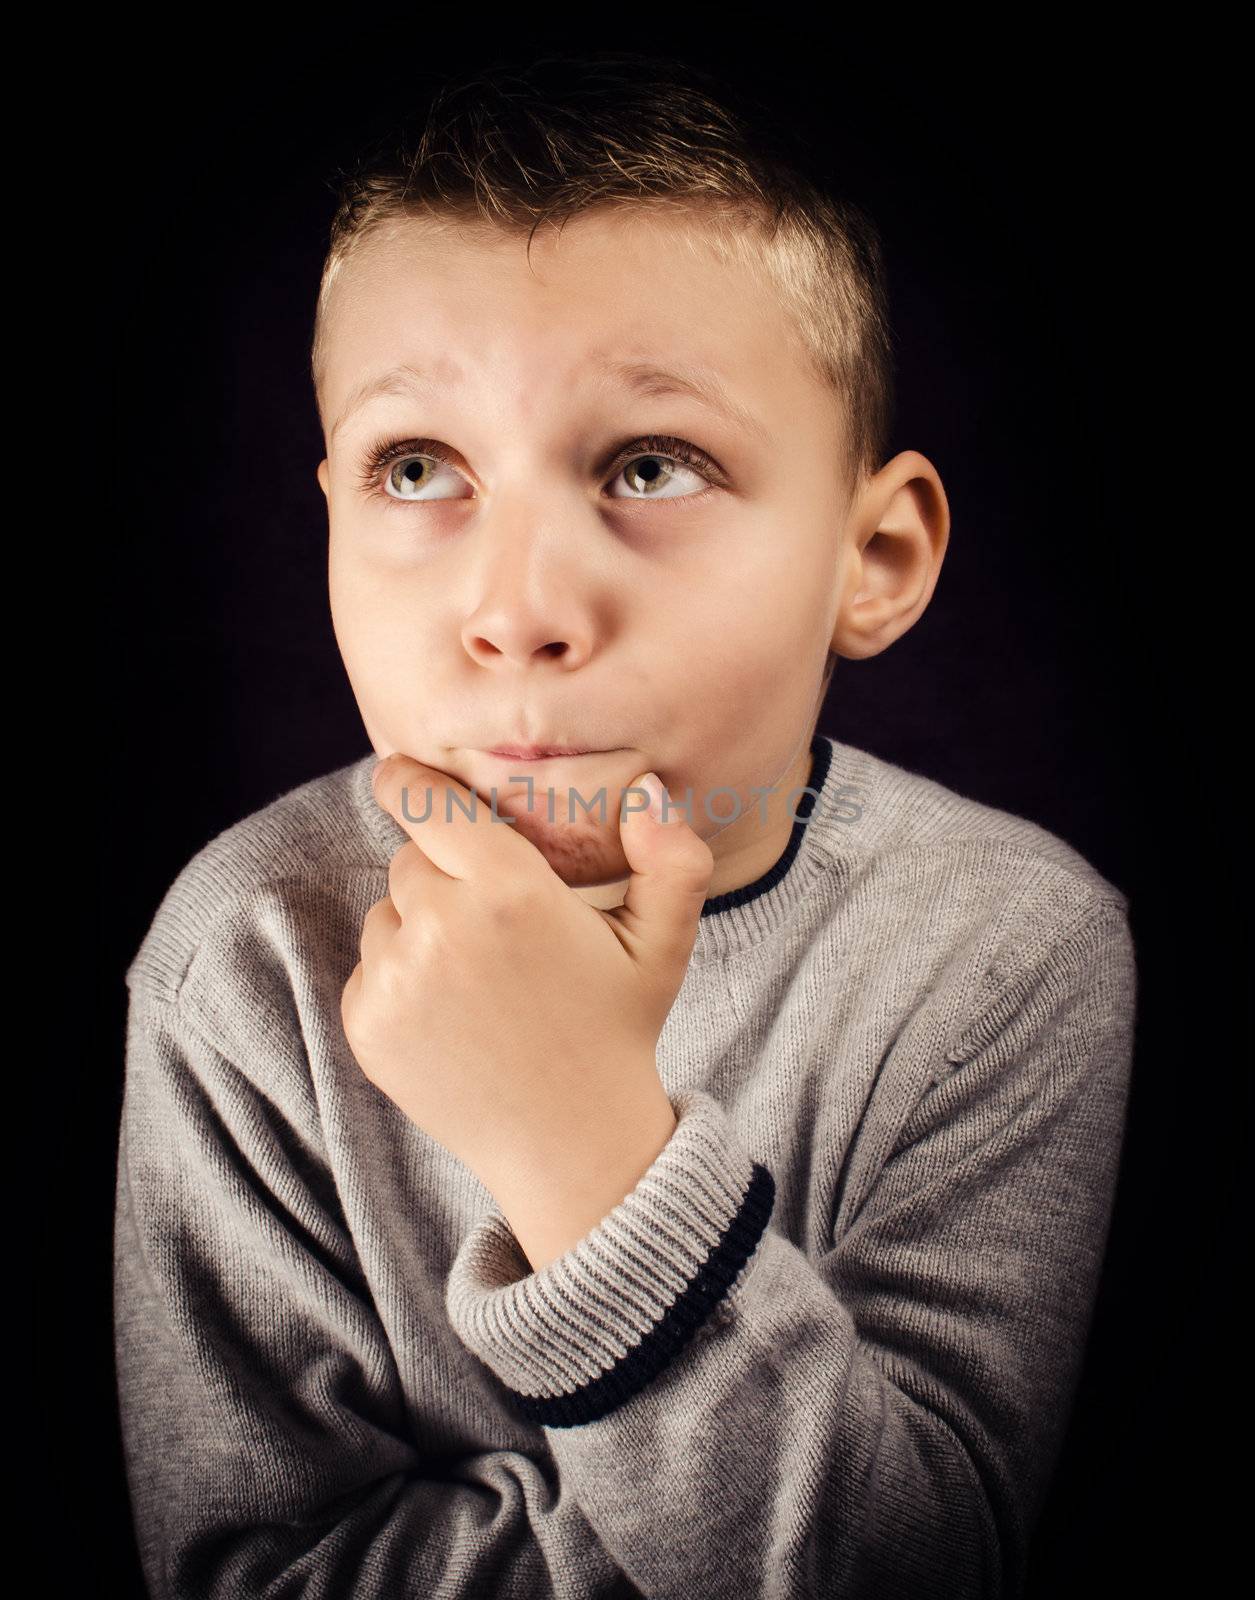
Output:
[[682, 621, 810, 725], [330, 561, 435, 674], [677, 537, 821, 695], [327, 539, 384, 658]]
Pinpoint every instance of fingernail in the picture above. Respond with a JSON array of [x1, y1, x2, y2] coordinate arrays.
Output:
[[641, 772, 665, 821]]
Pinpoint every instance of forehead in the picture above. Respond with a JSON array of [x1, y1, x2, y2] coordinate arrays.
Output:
[[320, 209, 826, 440]]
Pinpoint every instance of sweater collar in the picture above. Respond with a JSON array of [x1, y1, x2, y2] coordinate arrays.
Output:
[[348, 731, 843, 965], [688, 730, 840, 963]]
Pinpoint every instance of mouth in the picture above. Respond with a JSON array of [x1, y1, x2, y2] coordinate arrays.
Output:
[[480, 745, 605, 762]]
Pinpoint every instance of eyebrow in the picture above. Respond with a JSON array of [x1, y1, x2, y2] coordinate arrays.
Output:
[[329, 355, 769, 446]]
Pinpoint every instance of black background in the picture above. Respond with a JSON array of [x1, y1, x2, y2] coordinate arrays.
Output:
[[65, 17, 1240, 1596]]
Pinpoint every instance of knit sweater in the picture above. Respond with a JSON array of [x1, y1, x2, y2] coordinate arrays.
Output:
[[114, 731, 1138, 1600]]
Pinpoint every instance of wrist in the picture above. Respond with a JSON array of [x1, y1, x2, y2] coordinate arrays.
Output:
[[487, 1074, 678, 1272]]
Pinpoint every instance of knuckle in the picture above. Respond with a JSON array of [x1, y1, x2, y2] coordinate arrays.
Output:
[[386, 842, 419, 900], [359, 898, 391, 947], [340, 965, 362, 1030], [403, 914, 448, 962]]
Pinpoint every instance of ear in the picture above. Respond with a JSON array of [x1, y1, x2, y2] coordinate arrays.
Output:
[[830, 450, 950, 662], [316, 459, 330, 501]]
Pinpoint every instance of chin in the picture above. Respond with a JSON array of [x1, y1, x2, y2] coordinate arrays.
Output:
[[497, 803, 630, 887]]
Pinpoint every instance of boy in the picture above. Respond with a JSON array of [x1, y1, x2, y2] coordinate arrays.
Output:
[[115, 51, 1138, 1600]]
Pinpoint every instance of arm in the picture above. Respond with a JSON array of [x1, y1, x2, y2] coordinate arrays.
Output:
[[445, 899, 1138, 1600], [114, 984, 642, 1600]]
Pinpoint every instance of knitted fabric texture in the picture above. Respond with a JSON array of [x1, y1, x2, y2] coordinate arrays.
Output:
[[115, 732, 1137, 1599]]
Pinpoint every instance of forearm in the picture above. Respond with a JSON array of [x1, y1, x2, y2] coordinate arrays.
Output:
[[116, 991, 643, 1600], [446, 902, 1136, 1599], [132, 1459, 638, 1600], [546, 1229, 1004, 1600], [447, 1096, 1004, 1600]]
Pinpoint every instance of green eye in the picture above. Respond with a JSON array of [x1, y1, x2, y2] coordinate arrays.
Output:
[[381, 452, 473, 503], [610, 447, 711, 500], [355, 430, 723, 507]]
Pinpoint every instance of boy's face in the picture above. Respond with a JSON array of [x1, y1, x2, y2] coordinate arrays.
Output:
[[316, 208, 849, 901]]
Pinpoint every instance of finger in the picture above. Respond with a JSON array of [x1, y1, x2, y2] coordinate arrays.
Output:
[[371, 753, 530, 881], [387, 838, 445, 919], [358, 895, 401, 969], [340, 961, 363, 1039]]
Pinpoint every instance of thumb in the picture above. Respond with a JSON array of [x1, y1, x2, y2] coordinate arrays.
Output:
[[610, 772, 715, 974]]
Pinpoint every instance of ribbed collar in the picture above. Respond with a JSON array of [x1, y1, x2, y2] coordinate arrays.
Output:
[[688, 731, 838, 961], [347, 731, 846, 965]]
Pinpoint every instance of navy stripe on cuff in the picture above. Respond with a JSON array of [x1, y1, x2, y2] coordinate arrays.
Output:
[[501, 1161, 777, 1429]]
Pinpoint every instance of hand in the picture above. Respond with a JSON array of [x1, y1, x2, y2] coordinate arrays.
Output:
[[341, 754, 715, 1251]]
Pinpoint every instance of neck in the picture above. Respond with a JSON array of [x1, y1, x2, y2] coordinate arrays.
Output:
[[574, 737, 818, 913]]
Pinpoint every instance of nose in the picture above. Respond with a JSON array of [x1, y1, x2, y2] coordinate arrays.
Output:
[[463, 610, 593, 669], [460, 520, 596, 672]]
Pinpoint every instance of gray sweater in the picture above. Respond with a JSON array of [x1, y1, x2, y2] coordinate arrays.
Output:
[[115, 732, 1138, 1599]]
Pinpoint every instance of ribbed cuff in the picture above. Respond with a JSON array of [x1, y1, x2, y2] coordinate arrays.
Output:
[[444, 1088, 776, 1428]]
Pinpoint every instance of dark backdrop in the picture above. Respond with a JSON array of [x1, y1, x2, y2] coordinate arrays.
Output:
[[72, 18, 1239, 1596]]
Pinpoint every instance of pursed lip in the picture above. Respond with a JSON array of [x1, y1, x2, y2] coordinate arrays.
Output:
[[480, 745, 602, 760]]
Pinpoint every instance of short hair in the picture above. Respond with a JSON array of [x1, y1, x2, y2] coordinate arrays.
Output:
[[309, 50, 896, 497]]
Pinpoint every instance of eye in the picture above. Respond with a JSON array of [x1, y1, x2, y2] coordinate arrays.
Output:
[[601, 432, 720, 499], [606, 454, 703, 500], [356, 431, 724, 507], [369, 442, 473, 503]]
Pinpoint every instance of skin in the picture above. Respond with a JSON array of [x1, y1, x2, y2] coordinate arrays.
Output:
[[354, 749, 715, 1270], [315, 207, 950, 911], [316, 206, 951, 1268]]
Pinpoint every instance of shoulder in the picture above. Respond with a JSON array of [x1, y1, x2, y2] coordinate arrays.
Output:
[[125, 752, 396, 1007], [811, 736, 1133, 990]]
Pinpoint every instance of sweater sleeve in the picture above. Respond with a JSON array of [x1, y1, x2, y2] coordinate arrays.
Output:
[[114, 983, 643, 1600], [444, 897, 1138, 1600]]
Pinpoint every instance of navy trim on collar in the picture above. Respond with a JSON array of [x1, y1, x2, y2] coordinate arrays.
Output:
[[699, 733, 832, 920]]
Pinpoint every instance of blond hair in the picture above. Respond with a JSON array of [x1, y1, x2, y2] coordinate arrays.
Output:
[[310, 50, 895, 501]]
